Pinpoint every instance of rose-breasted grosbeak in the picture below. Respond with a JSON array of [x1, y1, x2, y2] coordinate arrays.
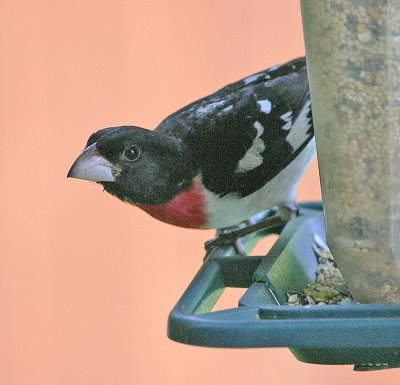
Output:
[[68, 57, 315, 239]]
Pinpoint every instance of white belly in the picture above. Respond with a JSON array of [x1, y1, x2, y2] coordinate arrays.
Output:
[[202, 137, 316, 228]]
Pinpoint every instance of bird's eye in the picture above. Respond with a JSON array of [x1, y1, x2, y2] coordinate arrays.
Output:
[[122, 145, 141, 161]]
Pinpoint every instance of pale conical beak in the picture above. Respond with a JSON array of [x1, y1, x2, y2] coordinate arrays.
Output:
[[67, 143, 118, 182]]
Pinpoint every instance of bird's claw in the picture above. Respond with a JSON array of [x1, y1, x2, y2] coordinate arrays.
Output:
[[204, 204, 299, 257], [205, 231, 247, 256]]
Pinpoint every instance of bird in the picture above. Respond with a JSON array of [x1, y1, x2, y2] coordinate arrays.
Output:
[[68, 56, 315, 251]]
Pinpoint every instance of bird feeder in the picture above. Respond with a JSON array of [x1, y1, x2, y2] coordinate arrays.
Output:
[[301, 0, 400, 303], [168, 203, 400, 370], [168, 0, 400, 370]]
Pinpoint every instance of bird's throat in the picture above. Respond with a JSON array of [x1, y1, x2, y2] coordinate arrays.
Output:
[[136, 180, 208, 229]]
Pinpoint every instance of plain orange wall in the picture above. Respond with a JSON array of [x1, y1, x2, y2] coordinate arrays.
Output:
[[1, 1, 399, 384]]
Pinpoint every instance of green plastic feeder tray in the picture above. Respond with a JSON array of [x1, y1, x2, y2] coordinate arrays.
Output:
[[168, 203, 400, 370]]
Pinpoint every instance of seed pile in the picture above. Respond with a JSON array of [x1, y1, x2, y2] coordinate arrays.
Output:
[[301, 0, 400, 303], [287, 235, 353, 306]]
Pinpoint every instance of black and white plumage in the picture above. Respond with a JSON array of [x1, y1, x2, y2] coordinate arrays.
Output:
[[68, 57, 315, 230]]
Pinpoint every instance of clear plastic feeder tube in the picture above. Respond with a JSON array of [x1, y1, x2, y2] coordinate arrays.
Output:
[[301, 0, 400, 303]]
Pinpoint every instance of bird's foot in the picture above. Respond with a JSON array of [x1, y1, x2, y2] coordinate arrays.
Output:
[[204, 204, 299, 257]]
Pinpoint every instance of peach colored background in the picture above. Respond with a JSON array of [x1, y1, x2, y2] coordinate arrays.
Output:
[[1, 1, 398, 384]]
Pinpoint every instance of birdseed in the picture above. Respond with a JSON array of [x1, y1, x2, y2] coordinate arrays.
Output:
[[286, 236, 353, 306]]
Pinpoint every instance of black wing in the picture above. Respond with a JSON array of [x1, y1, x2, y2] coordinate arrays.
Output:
[[156, 57, 308, 136], [156, 57, 313, 197]]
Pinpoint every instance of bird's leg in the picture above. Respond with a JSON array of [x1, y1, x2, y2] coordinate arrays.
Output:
[[212, 227, 248, 256], [205, 204, 299, 256]]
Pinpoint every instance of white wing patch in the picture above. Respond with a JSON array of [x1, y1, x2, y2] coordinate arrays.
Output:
[[257, 100, 272, 114], [286, 100, 312, 151], [222, 105, 233, 113], [280, 111, 292, 130], [196, 100, 225, 115], [236, 121, 265, 173], [243, 73, 264, 85], [268, 65, 281, 72]]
